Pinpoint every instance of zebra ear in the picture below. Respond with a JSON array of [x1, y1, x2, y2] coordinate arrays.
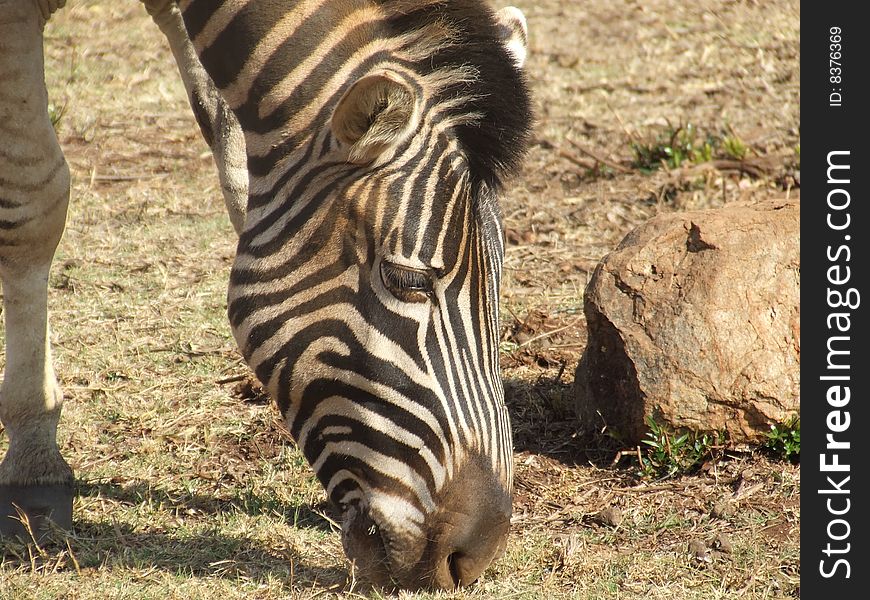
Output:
[[331, 70, 420, 164], [494, 6, 528, 69]]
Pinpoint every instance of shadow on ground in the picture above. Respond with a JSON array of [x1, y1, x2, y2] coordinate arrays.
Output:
[[72, 519, 345, 585], [76, 478, 334, 533], [505, 375, 622, 469], [0, 478, 346, 587]]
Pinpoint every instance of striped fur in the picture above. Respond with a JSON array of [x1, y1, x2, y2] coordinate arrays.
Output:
[[180, 0, 529, 568], [0, 0, 530, 586], [180, 0, 532, 586]]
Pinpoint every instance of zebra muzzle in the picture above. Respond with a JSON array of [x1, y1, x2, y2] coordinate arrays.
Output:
[[340, 456, 512, 590]]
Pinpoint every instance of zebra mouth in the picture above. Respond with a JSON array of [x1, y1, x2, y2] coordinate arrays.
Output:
[[340, 507, 396, 588]]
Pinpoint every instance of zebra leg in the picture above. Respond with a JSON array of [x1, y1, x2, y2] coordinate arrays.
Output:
[[144, 0, 248, 234], [0, 0, 73, 538]]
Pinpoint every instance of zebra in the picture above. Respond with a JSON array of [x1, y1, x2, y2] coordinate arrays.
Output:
[[0, 0, 532, 591]]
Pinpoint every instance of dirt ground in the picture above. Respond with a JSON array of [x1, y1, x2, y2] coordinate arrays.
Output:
[[0, 1, 799, 598], [501, 1, 800, 597]]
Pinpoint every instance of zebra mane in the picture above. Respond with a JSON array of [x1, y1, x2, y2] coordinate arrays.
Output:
[[380, 0, 533, 193]]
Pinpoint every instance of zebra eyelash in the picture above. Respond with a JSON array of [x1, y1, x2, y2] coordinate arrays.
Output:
[[380, 261, 436, 303]]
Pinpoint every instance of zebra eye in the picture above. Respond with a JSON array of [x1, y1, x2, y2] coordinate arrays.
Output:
[[380, 261, 435, 303]]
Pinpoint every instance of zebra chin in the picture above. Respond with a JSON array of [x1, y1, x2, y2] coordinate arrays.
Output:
[[339, 455, 512, 590]]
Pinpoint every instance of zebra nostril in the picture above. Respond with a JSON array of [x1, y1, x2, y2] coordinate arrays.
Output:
[[446, 551, 464, 587], [426, 456, 513, 589], [434, 520, 507, 588]]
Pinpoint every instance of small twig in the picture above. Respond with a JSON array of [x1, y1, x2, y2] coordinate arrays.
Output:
[[733, 480, 765, 501], [15, 505, 46, 558], [674, 156, 783, 180], [517, 321, 578, 348], [66, 538, 82, 577], [216, 374, 247, 385], [611, 483, 679, 494], [567, 138, 633, 173], [607, 102, 640, 144], [504, 305, 522, 324], [311, 507, 341, 532], [558, 148, 596, 170]]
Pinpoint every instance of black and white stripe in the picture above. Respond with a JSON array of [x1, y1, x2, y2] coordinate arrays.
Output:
[[179, 0, 531, 561]]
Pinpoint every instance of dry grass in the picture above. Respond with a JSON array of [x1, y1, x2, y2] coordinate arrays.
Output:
[[1, 1, 799, 598]]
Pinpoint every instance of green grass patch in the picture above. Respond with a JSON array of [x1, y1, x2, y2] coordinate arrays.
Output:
[[630, 123, 758, 172], [762, 416, 800, 462], [631, 123, 717, 171], [639, 416, 723, 478]]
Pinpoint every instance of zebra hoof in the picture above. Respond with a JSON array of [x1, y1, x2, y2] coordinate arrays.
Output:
[[0, 482, 73, 541]]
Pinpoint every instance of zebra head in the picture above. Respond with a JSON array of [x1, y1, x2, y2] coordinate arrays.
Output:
[[222, 1, 531, 589]]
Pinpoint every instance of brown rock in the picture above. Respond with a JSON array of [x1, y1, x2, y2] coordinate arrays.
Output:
[[713, 532, 734, 554], [711, 501, 734, 519], [689, 539, 711, 563], [594, 506, 623, 528], [574, 199, 800, 445]]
